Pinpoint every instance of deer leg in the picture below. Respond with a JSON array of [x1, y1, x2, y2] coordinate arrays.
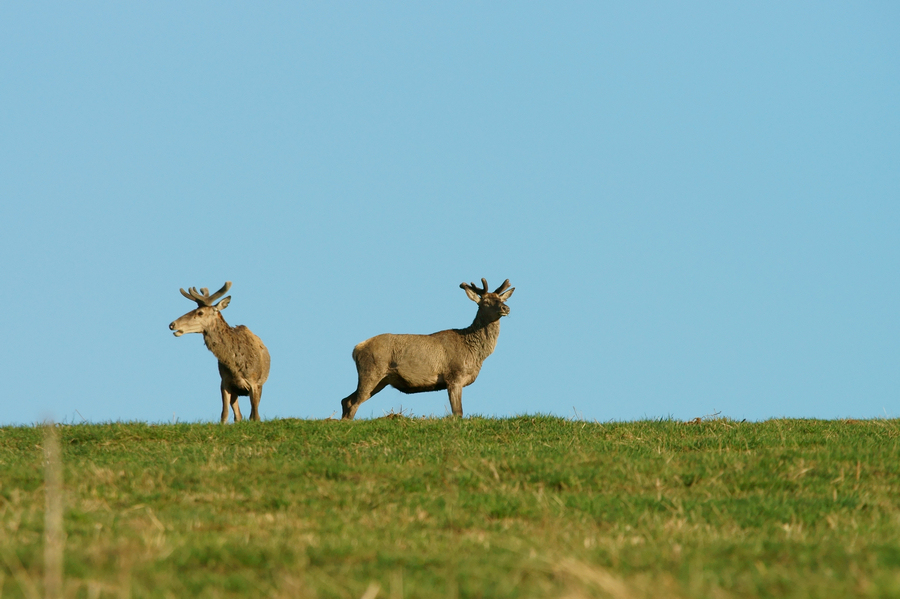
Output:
[[341, 376, 390, 420], [219, 384, 231, 424], [447, 384, 463, 417], [231, 394, 243, 423], [340, 392, 357, 420], [249, 386, 262, 422]]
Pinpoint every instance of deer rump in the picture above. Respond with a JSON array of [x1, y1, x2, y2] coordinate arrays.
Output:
[[352, 331, 480, 394]]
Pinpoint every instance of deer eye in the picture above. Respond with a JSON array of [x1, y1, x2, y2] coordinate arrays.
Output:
[[197, 310, 204, 316]]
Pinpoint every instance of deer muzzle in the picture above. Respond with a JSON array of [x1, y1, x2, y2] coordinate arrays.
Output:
[[169, 322, 184, 337]]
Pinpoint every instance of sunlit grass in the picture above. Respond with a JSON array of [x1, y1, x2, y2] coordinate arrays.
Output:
[[1, 416, 899, 598]]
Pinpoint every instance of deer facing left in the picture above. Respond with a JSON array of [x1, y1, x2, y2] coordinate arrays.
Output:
[[169, 282, 271, 423]]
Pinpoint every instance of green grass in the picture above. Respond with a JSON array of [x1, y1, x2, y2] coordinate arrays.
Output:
[[2, 416, 900, 598]]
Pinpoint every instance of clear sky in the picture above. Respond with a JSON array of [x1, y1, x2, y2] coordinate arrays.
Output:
[[1, 3, 897, 425]]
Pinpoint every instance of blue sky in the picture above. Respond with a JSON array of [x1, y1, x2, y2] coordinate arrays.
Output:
[[1, 3, 897, 425]]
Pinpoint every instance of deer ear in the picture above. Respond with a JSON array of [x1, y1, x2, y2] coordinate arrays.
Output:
[[462, 286, 481, 303], [215, 296, 231, 311], [499, 287, 515, 301]]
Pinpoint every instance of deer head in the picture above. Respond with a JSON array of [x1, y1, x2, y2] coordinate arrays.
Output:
[[169, 282, 232, 337], [460, 278, 515, 322]]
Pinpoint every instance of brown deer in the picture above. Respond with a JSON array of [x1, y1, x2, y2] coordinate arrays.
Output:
[[169, 282, 270, 423], [341, 278, 515, 420]]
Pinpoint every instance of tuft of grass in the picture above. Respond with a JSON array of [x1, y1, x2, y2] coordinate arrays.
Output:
[[1, 416, 899, 598]]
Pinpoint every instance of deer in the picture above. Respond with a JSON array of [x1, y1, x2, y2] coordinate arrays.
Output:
[[341, 278, 515, 420], [169, 282, 270, 423]]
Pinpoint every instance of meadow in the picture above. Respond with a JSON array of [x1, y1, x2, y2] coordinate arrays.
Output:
[[1, 415, 899, 598]]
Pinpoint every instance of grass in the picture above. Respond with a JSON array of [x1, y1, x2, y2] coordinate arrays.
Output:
[[1, 415, 899, 598]]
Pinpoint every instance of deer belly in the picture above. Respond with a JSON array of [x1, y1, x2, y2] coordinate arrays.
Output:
[[389, 372, 447, 394], [218, 364, 253, 395], [225, 380, 252, 396], [390, 344, 448, 390]]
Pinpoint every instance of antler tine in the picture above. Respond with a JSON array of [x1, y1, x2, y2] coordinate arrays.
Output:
[[493, 279, 511, 294], [180, 287, 208, 306], [207, 281, 232, 303], [178, 285, 223, 307], [462, 279, 496, 296], [192, 287, 211, 304]]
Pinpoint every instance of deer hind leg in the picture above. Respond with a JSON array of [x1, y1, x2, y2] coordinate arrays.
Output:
[[340, 392, 356, 420], [447, 383, 463, 417], [249, 386, 262, 422], [341, 375, 390, 420]]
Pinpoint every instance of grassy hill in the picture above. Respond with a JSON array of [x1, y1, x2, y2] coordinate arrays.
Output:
[[1, 416, 899, 598]]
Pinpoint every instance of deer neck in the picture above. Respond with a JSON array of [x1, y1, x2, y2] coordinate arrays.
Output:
[[459, 315, 502, 360], [202, 314, 236, 365]]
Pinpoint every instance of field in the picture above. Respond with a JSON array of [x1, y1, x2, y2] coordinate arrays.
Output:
[[1, 416, 899, 598]]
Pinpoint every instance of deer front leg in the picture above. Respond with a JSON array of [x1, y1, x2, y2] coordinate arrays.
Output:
[[249, 386, 262, 422], [221, 385, 242, 423], [447, 383, 463, 417], [231, 394, 243, 423]]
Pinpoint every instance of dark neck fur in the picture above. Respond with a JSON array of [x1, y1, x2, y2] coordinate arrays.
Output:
[[458, 314, 502, 361], [202, 314, 238, 366]]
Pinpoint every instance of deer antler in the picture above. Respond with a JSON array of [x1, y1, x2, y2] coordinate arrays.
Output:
[[207, 282, 231, 302], [461, 278, 490, 297], [493, 279, 511, 294], [180, 282, 232, 306]]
